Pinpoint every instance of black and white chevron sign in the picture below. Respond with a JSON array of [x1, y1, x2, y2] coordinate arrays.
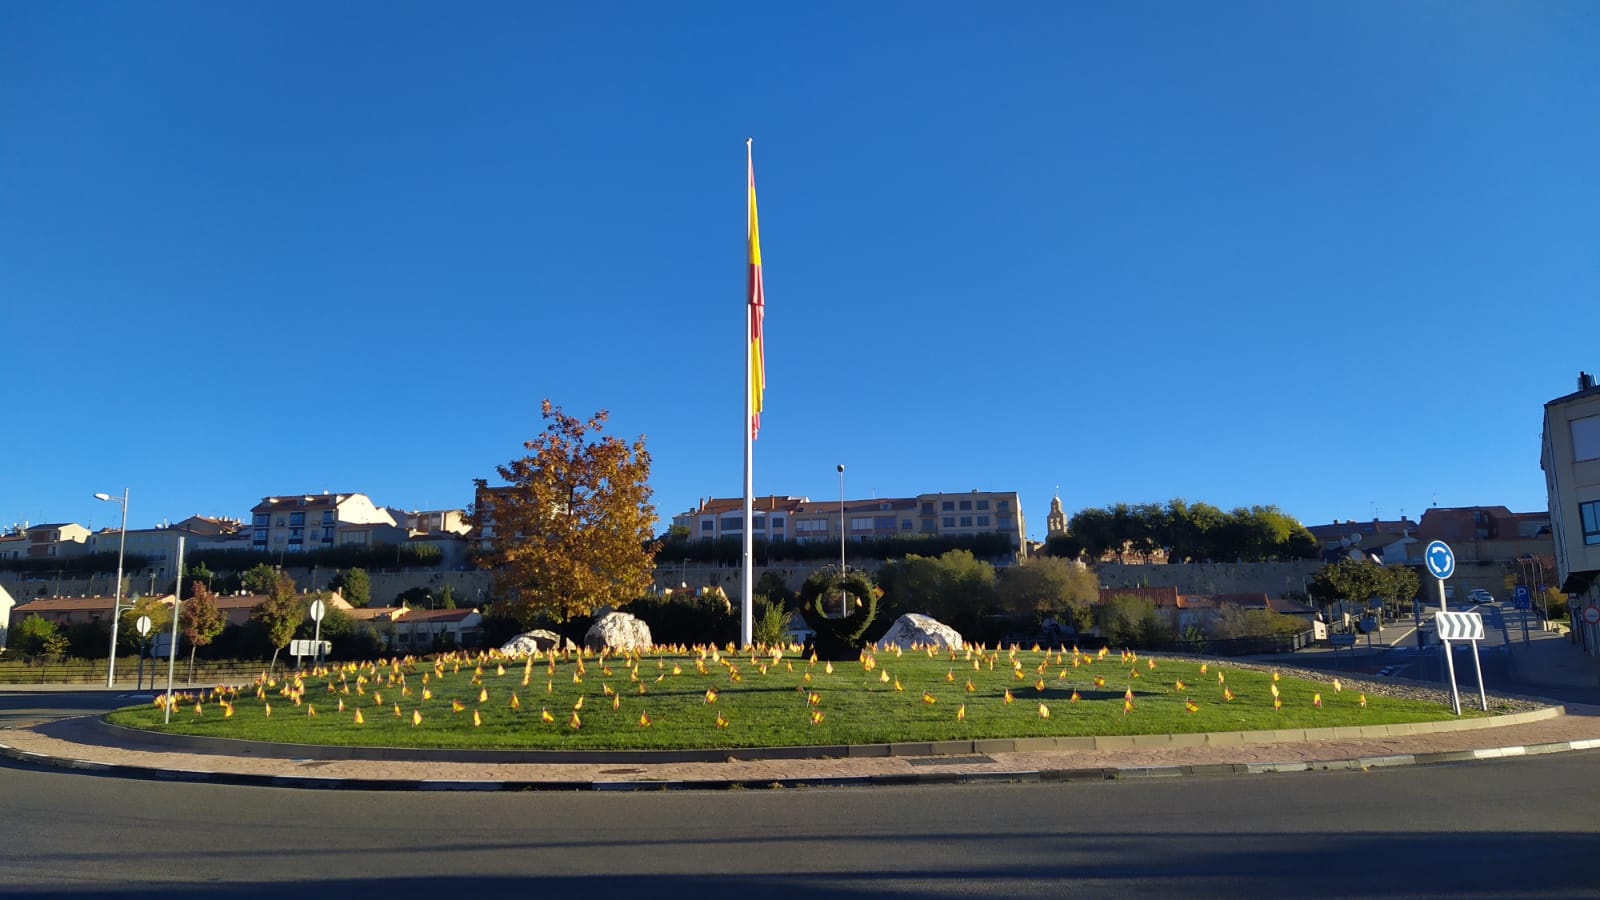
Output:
[[1435, 611, 1485, 642]]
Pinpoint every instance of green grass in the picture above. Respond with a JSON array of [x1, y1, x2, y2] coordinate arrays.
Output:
[[102, 646, 1480, 751]]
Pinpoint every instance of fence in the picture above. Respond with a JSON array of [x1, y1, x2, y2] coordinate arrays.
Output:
[[1163, 630, 1317, 657], [0, 657, 279, 686]]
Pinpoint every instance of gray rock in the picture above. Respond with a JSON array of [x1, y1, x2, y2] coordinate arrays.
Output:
[[583, 611, 653, 653], [500, 629, 575, 656], [876, 613, 964, 651]]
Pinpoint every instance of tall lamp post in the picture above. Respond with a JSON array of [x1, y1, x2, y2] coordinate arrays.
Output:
[[837, 464, 846, 617], [93, 489, 129, 687]]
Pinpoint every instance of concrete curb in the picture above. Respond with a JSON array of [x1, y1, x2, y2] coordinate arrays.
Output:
[[83, 704, 1563, 764], [4, 710, 1597, 793]]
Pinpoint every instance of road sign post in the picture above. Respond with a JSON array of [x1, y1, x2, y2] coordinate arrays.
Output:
[[308, 598, 327, 668], [1435, 610, 1487, 715], [134, 615, 152, 691], [1424, 541, 1456, 686]]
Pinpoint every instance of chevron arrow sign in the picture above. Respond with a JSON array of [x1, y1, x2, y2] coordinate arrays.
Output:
[[1435, 611, 1485, 642]]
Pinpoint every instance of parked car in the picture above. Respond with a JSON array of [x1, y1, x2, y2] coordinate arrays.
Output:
[[1467, 589, 1494, 605]]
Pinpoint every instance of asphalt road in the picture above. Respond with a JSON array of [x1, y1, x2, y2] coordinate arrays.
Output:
[[2, 748, 1598, 899]]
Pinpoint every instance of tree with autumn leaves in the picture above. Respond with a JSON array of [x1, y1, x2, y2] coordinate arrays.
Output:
[[181, 581, 227, 682], [474, 400, 657, 626]]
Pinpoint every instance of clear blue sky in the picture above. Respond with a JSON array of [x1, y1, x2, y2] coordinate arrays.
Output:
[[5, 2, 1598, 540]]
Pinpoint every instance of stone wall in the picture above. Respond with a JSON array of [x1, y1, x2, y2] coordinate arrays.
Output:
[[1093, 561, 1323, 597]]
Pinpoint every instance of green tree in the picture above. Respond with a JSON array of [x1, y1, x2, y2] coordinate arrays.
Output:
[[996, 556, 1098, 631], [1309, 558, 1389, 610], [249, 569, 305, 675], [1377, 565, 1421, 617], [181, 582, 227, 682], [475, 400, 658, 625], [242, 563, 282, 595], [876, 549, 998, 636], [439, 583, 458, 609], [119, 594, 174, 655], [1096, 593, 1174, 648], [10, 613, 59, 656], [331, 567, 371, 607], [751, 593, 790, 646]]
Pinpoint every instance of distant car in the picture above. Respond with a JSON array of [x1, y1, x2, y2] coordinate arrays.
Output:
[[1467, 589, 1494, 605]]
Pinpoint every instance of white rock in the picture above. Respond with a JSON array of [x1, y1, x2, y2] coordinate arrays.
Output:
[[500, 629, 575, 656], [876, 613, 964, 651], [583, 611, 653, 653]]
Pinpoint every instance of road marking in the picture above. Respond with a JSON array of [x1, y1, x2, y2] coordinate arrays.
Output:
[[1386, 626, 1417, 646]]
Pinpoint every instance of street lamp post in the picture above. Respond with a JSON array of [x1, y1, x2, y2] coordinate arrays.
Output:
[[837, 464, 846, 617], [93, 489, 129, 687]]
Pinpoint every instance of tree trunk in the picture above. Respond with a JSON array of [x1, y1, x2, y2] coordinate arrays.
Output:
[[268, 647, 280, 678], [187, 645, 197, 684]]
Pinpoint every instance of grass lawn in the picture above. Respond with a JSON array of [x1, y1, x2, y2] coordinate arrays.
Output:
[[103, 645, 1490, 751]]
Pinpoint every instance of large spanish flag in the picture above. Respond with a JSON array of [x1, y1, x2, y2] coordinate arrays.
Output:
[[747, 143, 765, 439]]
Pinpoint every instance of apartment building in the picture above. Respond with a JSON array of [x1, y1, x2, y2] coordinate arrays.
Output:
[[670, 489, 1027, 553], [249, 493, 402, 554], [1542, 373, 1600, 651]]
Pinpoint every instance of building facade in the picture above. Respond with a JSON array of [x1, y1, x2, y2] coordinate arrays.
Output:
[[670, 490, 1027, 554], [249, 493, 400, 554], [1542, 372, 1600, 653]]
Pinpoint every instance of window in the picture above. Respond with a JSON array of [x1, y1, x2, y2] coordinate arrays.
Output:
[[796, 519, 830, 533], [720, 517, 742, 532], [873, 516, 895, 530], [701, 520, 714, 533], [252, 514, 269, 527], [322, 510, 335, 525], [977, 516, 990, 527], [960, 516, 973, 527], [851, 517, 875, 530], [1575, 415, 1600, 462], [942, 501, 954, 511], [770, 516, 784, 528], [921, 503, 934, 515], [289, 512, 305, 527], [998, 516, 1014, 529], [976, 499, 990, 510], [997, 500, 1010, 511], [958, 500, 971, 511], [902, 519, 913, 531], [1583, 501, 1600, 545], [922, 519, 936, 531], [943, 516, 955, 527], [321, 527, 335, 543]]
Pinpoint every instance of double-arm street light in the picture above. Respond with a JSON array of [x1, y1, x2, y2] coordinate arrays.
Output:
[[93, 489, 129, 687]]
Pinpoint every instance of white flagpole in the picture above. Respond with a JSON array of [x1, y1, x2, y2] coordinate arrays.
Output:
[[741, 138, 756, 649]]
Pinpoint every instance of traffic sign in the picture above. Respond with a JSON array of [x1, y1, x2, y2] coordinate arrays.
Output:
[[291, 639, 331, 657], [135, 615, 152, 636], [1584, 607, 1600, 626], [1425, 541, 1456, 580], [309, 599, 327, 622], [1435, 611, 1484, 641]]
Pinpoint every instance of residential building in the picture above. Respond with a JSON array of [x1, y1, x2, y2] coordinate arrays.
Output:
[[404, 509, 472, 537], [11, 595, 172, 628], [0, 532, 26, 561], [0, 582, 15, 644], [670, 495, 808, 542], [386, 607, 483, 651], [669, 489, 1027, 554], [249, 493, 400, 554], [1542, 372, 1600, 651], [24, 523, 90, 559]]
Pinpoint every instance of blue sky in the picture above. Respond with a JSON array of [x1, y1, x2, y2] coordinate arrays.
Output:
[[4, 2, 1598, 540]]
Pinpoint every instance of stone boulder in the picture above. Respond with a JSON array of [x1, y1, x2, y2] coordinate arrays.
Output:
[[876, 613, 964, 651], [583, 611, 653, 653], [500, 629, 576, 656]]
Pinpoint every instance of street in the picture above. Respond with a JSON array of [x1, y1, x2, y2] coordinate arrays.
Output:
[[1, 746, 1597, 899]]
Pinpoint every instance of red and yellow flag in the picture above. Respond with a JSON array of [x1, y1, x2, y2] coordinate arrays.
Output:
[[747, 140, 766, 439]]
